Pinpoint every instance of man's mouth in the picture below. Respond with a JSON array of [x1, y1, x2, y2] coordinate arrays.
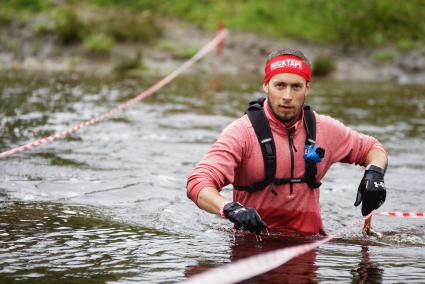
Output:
[[279, 105, 293, 110]]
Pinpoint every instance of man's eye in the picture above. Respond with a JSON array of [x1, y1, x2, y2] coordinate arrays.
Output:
[[292, 85, 302, 90]]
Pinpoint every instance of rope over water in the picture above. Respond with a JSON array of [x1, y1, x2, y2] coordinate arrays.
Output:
[[0, 30, 228, 159]]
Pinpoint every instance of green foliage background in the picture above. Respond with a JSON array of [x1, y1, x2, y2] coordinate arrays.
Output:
[[2, 0, 424, 47]]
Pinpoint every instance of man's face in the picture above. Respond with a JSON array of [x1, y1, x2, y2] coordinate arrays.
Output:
[[263, 73, 310, 126]]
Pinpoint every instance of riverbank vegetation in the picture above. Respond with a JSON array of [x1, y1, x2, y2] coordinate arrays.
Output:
[[1, 0, 424, 83], [0, 1, 163, 55], [148, 0, 424, 49], [1, 0, 424, 49]]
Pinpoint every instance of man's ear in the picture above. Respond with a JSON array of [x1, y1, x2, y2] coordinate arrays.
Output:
[[305, 81, 311, 97], [263, 83, 268, 94]]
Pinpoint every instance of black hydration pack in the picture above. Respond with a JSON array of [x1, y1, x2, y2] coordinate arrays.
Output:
[[233, 97, 324, 194]]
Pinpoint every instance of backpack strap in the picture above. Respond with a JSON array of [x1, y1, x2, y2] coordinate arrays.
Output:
[[303, 106, 316, 145], [233, 98, 276, 192], [234, 102, 323, 193], [303, 106, 322, 188]]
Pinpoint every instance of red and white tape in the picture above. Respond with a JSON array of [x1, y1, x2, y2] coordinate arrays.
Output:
[[375, 211, 425, 218], [183, 211, 424, 284], [182, 215, 369, 284], [0, 29, 228, 159]]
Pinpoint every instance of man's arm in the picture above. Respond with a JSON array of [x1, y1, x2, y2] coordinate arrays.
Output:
[[196, 187, 229, 215], [318, 114, 388, 216], [186, 118, 268, 235], [196, 186, 267, 235], [187, 119, 248, 205], [365, 148, 388, 170]]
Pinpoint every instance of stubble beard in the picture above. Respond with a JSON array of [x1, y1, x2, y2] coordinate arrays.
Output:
[[278, 108, 302, 126], [267, 95, 305, 127]]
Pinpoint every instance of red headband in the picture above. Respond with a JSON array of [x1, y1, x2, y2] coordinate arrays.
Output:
[[263, 55, 311, 84]]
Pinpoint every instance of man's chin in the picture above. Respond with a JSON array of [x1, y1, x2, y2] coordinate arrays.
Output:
[[277, 114, 295, 124]]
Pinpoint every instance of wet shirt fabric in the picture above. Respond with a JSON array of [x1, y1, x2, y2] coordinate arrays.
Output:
[[187, 99, 387, 235]]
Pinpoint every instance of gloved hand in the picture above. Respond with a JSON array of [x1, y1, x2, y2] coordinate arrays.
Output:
[[354, 165, 386, 216], [223, 202, 267, 235]]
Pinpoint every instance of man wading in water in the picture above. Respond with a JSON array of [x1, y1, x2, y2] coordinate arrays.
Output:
[[186, 48, 388, 236]]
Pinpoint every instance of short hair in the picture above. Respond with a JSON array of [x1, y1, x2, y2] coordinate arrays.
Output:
[[265, 48, 311, 67]]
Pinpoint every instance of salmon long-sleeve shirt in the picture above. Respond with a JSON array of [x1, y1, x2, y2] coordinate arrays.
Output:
[[187, 99, 387, 234]]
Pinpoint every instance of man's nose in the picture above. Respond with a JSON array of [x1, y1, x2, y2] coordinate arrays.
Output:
[[282, 87, 292, 100]]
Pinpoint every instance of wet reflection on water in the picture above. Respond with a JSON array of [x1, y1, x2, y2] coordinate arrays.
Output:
[[0, 202, 192, 283], [351, 246, 384, 284], [1, 70, 425, 283]]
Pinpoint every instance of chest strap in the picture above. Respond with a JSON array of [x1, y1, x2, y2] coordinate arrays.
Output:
[[233, 98, 323, 193]]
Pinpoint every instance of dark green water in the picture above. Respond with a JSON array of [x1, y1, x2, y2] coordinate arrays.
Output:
[[0, 70, 424, 283]]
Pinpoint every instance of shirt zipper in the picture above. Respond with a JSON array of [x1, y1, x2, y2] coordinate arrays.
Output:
[[288, 129, 295, 194]]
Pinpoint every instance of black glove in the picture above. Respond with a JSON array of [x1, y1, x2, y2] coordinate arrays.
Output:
[[223, 202, 267, 235], [354, 165, 386, 216]]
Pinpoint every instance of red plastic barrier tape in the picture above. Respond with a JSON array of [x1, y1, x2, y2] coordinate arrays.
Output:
[[182, 215, 370, 284], [0, 30, 228, 159], [375, 211, 425, 218]]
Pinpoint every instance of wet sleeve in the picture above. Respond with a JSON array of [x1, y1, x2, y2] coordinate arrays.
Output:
[[320, 115, 387, 166], [186, 119, 249, 204]]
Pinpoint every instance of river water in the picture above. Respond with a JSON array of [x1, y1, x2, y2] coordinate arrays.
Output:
[[0, 70, 424, 283]]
